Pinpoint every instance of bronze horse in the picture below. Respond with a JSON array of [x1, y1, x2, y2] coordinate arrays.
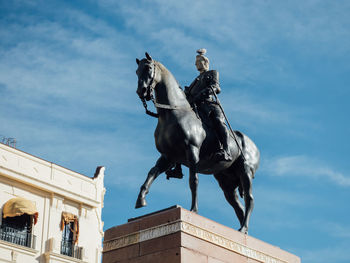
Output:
[[135, 53, 260, 234]]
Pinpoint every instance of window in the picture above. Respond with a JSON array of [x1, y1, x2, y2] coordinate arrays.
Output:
[[61, 221, 75, 257], [0, 197, 38, 248], [60, 212, 82, 259]]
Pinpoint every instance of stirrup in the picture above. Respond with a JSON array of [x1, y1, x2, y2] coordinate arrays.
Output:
[[214, 149, 232, 162]]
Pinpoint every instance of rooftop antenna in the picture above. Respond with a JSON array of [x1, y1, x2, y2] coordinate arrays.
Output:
[[1, 135, 17, 148]]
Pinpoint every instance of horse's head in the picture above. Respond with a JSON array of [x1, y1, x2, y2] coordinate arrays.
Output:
[[136, 52, 157, 101]]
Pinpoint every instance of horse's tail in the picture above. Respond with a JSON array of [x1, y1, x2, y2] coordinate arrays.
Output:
[[234, 131, 260, 179]]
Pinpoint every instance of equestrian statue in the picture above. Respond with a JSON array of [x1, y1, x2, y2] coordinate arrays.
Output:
[[135, 49, 260, 234]]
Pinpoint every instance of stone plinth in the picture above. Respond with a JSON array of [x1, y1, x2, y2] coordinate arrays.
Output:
[[103, 206, 300, 263]]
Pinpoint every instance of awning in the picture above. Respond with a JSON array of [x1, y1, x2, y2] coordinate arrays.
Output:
[[2, 197, 39, 225]]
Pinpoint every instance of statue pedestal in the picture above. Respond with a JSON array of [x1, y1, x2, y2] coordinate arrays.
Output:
[[103, 206, 300, 263]]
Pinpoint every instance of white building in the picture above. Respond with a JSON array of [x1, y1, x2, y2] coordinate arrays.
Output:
[[0, 143, 105, 263]]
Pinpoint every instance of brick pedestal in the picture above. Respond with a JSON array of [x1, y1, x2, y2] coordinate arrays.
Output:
[[103, 206, 300, 263]]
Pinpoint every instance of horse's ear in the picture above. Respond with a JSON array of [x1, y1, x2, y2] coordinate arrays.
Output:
[[136, 58, 140, 65], [145, 52, 152, 61]]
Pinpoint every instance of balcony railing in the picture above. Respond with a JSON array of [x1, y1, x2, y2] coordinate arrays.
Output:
[[0, 226, 36, 249], [60, 240, 83, 260]]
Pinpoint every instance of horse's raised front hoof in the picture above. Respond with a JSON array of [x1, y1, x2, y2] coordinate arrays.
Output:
[[135, 198, 147, 209], [238, 226, 248, 235]]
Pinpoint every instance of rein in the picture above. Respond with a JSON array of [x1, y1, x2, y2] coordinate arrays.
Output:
[[141, 97, 159, 118]]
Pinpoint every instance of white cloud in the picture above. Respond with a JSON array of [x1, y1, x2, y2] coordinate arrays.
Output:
[[222, 92, 291, 124], [107, 0, 350, 53], [313, 220, 350, 239], [98, 0, 350, 96], [0, 8, 157, 185], [0, 11, 141, 119], [300, 242, 350, 263], [263, 155, 350, 187]]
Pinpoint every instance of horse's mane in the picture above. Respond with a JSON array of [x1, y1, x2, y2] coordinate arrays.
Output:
[[155, 61, 182, 90]]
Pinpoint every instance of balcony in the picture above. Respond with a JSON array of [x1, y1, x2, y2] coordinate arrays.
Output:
[[60, 240, 83, 260], [0, 226, 36, 249]]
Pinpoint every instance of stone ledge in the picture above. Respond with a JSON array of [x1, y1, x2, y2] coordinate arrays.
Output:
[[44, 251, 88, 263], [0, 239, 38, 256]]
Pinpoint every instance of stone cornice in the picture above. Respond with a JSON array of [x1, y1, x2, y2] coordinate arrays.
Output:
[[103, 220, 288, 263], [0, 143, 105, 207]]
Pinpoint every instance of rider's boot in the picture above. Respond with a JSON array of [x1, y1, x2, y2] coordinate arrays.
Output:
[[214, 122, 232, 162], [166, 163, 184, 179]]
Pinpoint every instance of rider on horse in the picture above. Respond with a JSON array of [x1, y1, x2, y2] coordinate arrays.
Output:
[[185, 49, 232, 162], [166, 49, 232, 179]]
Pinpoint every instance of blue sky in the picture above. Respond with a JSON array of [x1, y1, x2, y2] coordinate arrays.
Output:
[[1, 1, 349, 262]]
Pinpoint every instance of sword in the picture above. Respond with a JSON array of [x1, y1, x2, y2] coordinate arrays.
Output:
[[209, 86, 246, 161]]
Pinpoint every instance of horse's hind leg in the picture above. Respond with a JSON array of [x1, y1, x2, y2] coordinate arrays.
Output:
[[238, 162, 254, 234], [225, 189, 245, 227], [135, 155, 172, 208], [187, 145, 200, 213], [214, 173, 244, 228]]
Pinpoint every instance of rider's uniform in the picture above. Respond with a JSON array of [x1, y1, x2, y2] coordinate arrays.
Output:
[[185, 70, 231, 161]]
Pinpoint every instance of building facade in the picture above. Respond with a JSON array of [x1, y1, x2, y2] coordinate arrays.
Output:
[[0, 143, 105, 263]]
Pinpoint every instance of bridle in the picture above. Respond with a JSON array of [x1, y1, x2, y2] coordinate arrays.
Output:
[[139, 61, 191, 118], [139, 61, 158, 118]]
